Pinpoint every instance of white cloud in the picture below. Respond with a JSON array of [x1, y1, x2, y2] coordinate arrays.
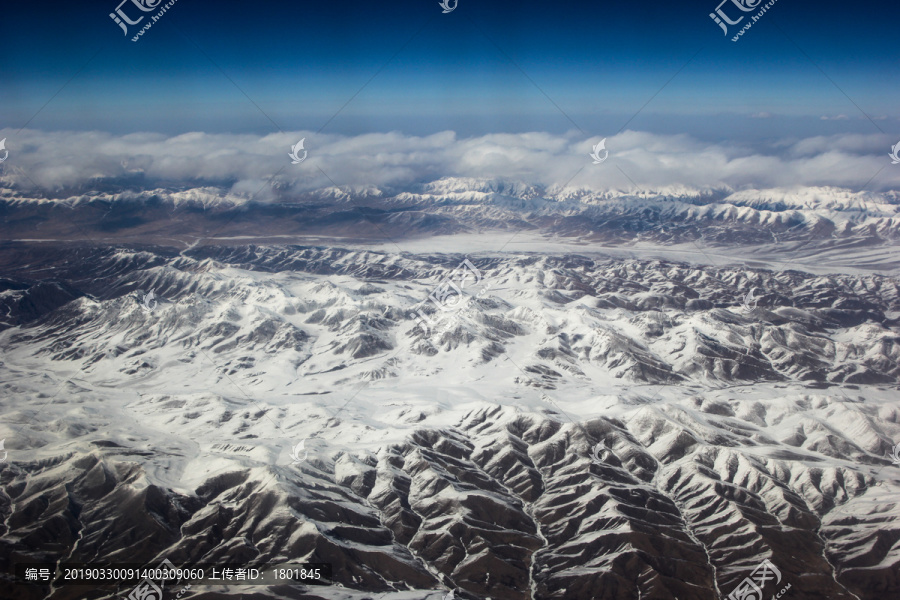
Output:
[[1, 129, 898, 195]]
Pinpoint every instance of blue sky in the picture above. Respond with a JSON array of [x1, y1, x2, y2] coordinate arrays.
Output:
[[1, 0, 897, 140]]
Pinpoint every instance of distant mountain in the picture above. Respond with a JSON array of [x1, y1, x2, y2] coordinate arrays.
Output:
[[1, 182, 899, 254]]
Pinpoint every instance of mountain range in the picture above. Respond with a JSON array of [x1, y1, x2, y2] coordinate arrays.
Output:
[[1, 239, 898, 599]]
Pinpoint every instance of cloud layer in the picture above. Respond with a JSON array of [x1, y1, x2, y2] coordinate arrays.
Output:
[[1, 129, 899, 197]]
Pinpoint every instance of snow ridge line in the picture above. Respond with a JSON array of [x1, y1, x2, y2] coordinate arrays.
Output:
[[480, 429, 549, 600], [651, 456, 723, 599], [796, 488, 863, 600], [394, 454, 456, 592], [522, 471, 549, 600], [360, 484, 408, 594], [813, 519, 862, 600], [456, 420, 548, 600], [50, 479, 87, 599]]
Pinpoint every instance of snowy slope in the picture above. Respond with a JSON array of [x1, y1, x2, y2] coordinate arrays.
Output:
[[0, 246, 898, 600]]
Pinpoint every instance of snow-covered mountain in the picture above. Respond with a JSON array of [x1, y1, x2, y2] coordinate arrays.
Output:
[[1, 182, 899, 263], [1, 246, 898, 599]]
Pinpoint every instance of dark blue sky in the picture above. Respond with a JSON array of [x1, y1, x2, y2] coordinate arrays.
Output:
[[1, 0, 897, 140]]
